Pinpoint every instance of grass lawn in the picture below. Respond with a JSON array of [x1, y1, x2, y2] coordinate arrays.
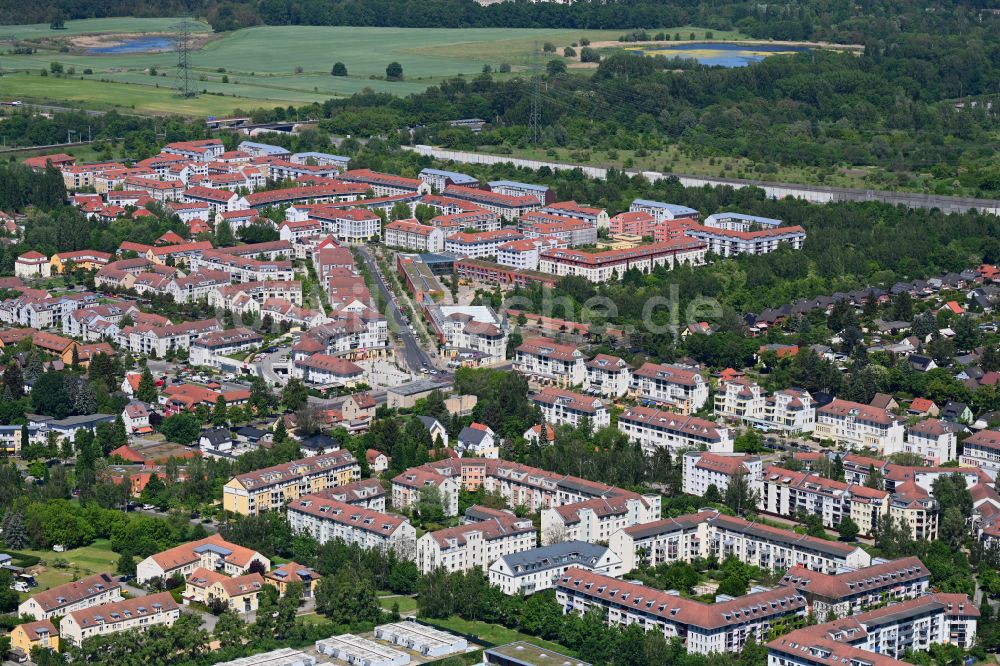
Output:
[[378, 594, 418, 614], [17, 538, 120, 600], [422, 616, 577, 655], [0, 21, 740, 115]]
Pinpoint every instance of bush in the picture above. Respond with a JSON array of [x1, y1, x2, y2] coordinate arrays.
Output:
[[563, 46, 576, 57], [386, 61, 403, 80], [542, 41, 556, 52], [331, 62, 347, 76], [579, 47, 601, 63], [579, 37, 590, 46], [498, 63, 511, 73]]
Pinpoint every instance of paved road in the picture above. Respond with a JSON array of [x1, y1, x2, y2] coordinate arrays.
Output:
[[356, 246, 434, 372], [407, 146, 1000, 215]]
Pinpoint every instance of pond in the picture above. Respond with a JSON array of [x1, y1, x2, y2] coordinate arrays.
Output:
[[87, 36, 175, 55], [632, 42, 811, 67]]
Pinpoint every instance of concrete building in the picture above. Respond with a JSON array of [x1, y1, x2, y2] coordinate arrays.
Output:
[[374, 621, 467, 658], [18, 573, 122, 621], [136, 534, 270, 585], [222, 451, 360, 515], [532, 387, 610, 429], [489, 541, 622, 596], [630, 362, 708, 412], [813, 399, 905, 453], [416, 509, 535, 574], [514, 337, 586, 387], [286, 494, 416, 557], [60, 592, 179, 647], [585, 354, 632, 398], [683, 451, 763, 499], [618, 407, 734, 456]]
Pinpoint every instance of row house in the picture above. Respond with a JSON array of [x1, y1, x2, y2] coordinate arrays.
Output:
[[682, 451, 763, 499], [222, 451, 361, 515], [762, 465, 892, 537], [445, 229, 523, 258], [287, 494, 416, 557], [532, 387, 610, 429], [166, 270, 232, 304], [384, 218, 445, 252], [311, 477, 386, 511], [540, 494, 655, 546], [767, 593, 977, 666], [556, 568, 806, 655], [192, 250, 295, 283], [631, 362, 709, 412], [538, 239, 707, 284], [18, 573, 122, 621], [60, 593, 179, 647], [618, 407, 735, 456], [415, 509, 536, 574], [496, 236, 566, 272], [117, 318, 222, 357], [441, 185, 539, 220], [189, 327, 263, 367], [585, 354, 632, 398], [780, 556, 930, 619], [337, 169, 430, 196], [519, 211, 597, 246], [540, 201, 609, 228], [609, 511, 871, 575], [629, 199, 700, 223], [514, 336, 586, 387], [165, 200, 212, 222], [813, 399, 905, 453], [686, 224, 807, 257]]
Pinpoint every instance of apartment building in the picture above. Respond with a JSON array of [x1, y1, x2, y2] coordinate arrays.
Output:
[[136, 534, 270, 584], [513, 337, 587, 387], [767, 593, 977, 666], [60, 592, 179, 647], [192, 250, 295, 283], [418, 168, 477, 190], [496, 237, 566, 271], [338, 169, 429, 196], [538, 239, 707, 284], [959, 428, 1000, 479], [540, 493, 657, 545], [813, 399, 905, 453], [222, 451, 361, 515], [608, 511, 872, 575], [683, 452, 763, 499], [889, 481, 939, 541], [384, 218, 445, 252], [519, 212, 598, 246], [445, 229, 524, 258], [585, 354, 632, 398], [489, 541, 623, 596], [238, 183, 367, 210], [166, 270, 232, 304], [891, 418, 958, 465], [687, 225, 807, 257], [391, 468, 461, 517], [761, 465, 890, 536], [287, 495, 416, 557], [183, 185, 241, 214], [533, 387, 610, 429], [161, 139, 225, 162], [311, 477, 387, 511], [618, 407, 733, 456], [116, 318, 223, 357], [629, 199, 700, 223], [780, 556, 930, 619], [540, 201, 609, 229], [556, 568, 807, 655], [631, 362, 708, 412], [416, 509, 536, 574], [189, 327, 263, 367], [18, 573, 122, 621], [487, 180, 552, 205], [293, 353, 364, 387], [441, 185, 539, 220], [704, 212, 783, 231]]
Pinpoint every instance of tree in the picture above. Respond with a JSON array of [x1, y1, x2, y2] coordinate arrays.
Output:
[[563, 46, 577, 57], [249, 375, 274, 414], [117, 550, 136, 577], [214, 609, 246, 648], [315, 569, 382, 625], [724, 470, 759, 517], [3, 362, 23, 397], [385, 62, 404, 80], [580, 47, 601, 63], [215, 219, 236, 247], [417, 484, 446, 522], [212, 397, 229, 427], [1, 507, 27, 549], [331, 62, 348, 76], [31, 371, 71, 418], [137, 365, 158, 403], [281, 378, 309, 411], [546, 59, 567, 76], [273, 419, 288, 444], [703, 483, 722, 504], [836, 516, 860, 541], [0, 569, 18, 613], [160, 412, 201, 445]]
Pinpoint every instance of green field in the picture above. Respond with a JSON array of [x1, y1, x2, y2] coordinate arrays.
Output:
[[0, 18, 744, 115], [423, 616, 577, 655], [15, 539, 120, 599]]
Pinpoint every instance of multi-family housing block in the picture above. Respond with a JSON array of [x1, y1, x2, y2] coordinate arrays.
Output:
[[585, 354, 632, 398], [222, 451, 361, 515], [286, 494, 416, 556], [513, 337, 586, 387], [813, 399, 905, 453], [630, 362, 708, 412], [532, 387, 610, 429], [60, 592, 179, 647], [415, 507, 536, 574], [537, 239, 707, 283], [136, 534, 270, 585], [18, 573, 122, 621], [617, 407, 735, 455], [683, 452, 763, 499], [384, 218, 446, 252]]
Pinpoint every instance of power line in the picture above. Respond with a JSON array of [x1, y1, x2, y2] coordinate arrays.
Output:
[[173, 18, 196, 98], [529, 41, 542, 145]]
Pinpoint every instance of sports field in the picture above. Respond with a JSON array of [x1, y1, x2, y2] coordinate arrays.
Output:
[[0, 18, 743, 115]]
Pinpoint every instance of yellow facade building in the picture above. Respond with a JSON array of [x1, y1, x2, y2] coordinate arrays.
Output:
[[222, 450, 360, 515]]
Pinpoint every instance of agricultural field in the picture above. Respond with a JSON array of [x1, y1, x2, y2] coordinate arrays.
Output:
[[0, 18, 739, 116]]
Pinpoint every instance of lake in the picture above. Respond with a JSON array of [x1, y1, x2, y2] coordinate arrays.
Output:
[[632, 42, 811, 67], [88, 36, 174, 55]]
